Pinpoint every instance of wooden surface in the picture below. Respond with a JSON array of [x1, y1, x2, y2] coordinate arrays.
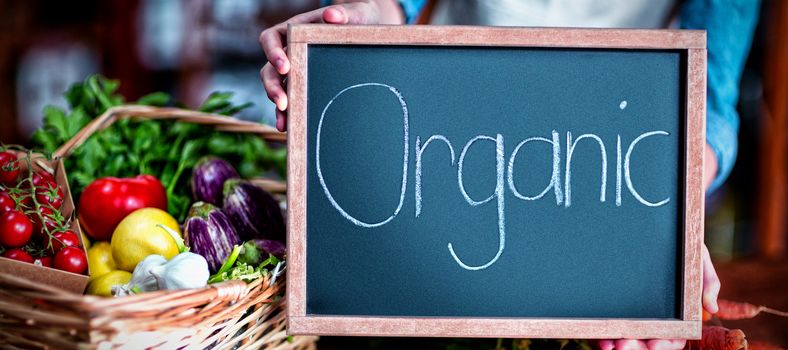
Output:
[[289, 25, 706, 49], [286, 25, 705, 339], [289, 317, 699, 339], [287, 41, 309, 321], [683, 48, 707, 322]]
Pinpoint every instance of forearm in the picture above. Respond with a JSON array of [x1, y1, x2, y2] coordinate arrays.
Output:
[[704, 143, 718, 192], [372, 0, 406, 24]]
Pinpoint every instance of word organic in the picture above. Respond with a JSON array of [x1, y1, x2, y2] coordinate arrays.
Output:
[[315, 83, 672, 271]]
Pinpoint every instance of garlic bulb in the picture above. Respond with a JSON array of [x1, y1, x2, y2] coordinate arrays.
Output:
[[131, 255, 168, 291], [150, 252, 209, 290]]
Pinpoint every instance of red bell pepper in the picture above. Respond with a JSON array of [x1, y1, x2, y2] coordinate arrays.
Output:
[[78, 175, 167, 241]]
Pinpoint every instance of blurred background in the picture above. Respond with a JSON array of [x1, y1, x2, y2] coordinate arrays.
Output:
[[0, 0, 317, 138], [0, 0, 786, 347]]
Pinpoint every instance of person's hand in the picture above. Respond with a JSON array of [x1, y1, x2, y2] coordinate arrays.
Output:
[[259, 1, 403, 131], [600, 144, 721, 350], [598, 244, 720, 350], [599, 339, 686, 350]]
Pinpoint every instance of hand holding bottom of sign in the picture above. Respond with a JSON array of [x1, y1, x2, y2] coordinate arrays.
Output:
[[599, 146, 721, 349], [258, 0, 404, 131], [598, 339, 687, 350], [598, 245, 721, 350]]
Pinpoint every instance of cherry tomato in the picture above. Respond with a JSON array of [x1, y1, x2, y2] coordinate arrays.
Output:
[[30, 171, 55, 188], [31, 206, 61, 239], [0, 192, 15, 213], [33, 256, 52, 267], [0, 210, 33, 247], [2, 248, 33, 263], [49, 230, 79, 253], [9, 190, 33, 210], [35, 181, 63, 210], [0, 152, 19, 185], [53, 246, 87, 274]]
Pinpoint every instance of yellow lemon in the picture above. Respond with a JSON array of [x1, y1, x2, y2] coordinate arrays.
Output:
[[87, 270, 132, 297], [87, 242, 115, 281], [111, 208, 181, 272], [80, 230, 91, 250]]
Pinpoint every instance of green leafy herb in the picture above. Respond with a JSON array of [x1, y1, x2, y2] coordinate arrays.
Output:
[[32, 75, 286, 221], [207, 247, 280, 284]]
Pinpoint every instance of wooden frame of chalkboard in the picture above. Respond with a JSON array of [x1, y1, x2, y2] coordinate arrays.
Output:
[[286, 25, 706, 339]]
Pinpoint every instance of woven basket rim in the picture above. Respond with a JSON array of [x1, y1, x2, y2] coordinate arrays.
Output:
[[53, 105, 287, 160], [48, 105, 288, 196]]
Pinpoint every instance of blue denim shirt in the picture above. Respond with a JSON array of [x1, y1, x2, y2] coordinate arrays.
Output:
[[680, 0, 759, 191], [322, 0, 759, 192], [397, 0, 759, 192]]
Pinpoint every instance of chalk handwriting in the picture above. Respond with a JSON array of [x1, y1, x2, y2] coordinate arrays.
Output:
[[316, 83, 409, 227], [616, 135, 622, 206], [507, 132, 563, 204], [451, 135, 506, 270], [317, 83, 672, 270], [565, 133, 608, 207], [625, 131, 671, 206], [415, 135, 455, 217]]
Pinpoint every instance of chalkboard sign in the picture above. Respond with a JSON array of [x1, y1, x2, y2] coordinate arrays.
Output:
[[286, 25, 706, 339]]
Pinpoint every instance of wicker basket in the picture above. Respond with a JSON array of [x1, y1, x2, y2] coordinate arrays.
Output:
[[0, 106, 316, 349]]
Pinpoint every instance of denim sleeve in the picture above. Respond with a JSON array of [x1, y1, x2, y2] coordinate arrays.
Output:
[[398, 0, 428, 24], [680, 0, 760, 193], [321, 0, 426, 24]]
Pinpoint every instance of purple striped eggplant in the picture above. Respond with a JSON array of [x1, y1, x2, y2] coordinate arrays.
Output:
[[222, 179, 285, 242], [191, 157, 239, 205], [238, 239, 286, 265], [184, 202, 241, 273]]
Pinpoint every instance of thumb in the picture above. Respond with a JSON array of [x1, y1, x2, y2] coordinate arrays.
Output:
[[322, 6, 349, 24], [702, 245, 721, 313]]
